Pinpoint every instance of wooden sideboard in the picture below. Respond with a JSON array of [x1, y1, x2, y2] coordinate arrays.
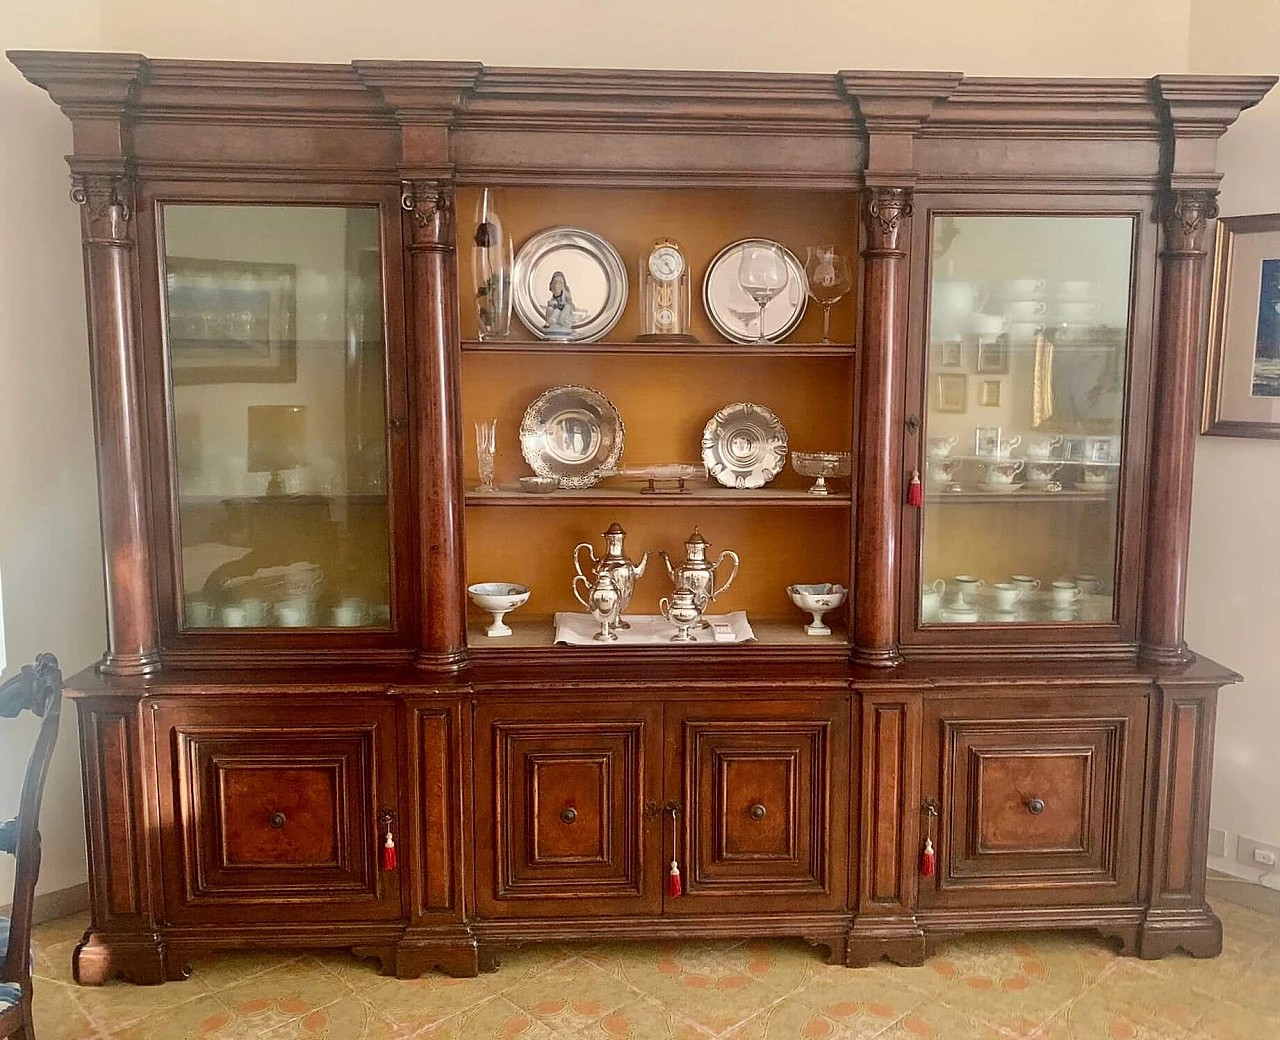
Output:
[[9, 50, 1273, 983]]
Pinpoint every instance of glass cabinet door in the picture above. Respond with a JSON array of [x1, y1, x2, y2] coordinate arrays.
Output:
[[919, 214, 1135, 627], [162, 204, 391, 630]]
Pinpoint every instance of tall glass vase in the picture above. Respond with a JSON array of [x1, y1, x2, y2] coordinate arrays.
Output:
[[472, 188, 512, 340]]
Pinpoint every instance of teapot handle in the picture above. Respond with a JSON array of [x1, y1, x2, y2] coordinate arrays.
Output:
[[572, 573, 592, 611], [573, 542, 597, 581], [658, 596, 671, 622], [712, 550, 740, 600]]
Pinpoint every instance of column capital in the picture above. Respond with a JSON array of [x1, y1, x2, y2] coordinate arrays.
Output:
[[71, 171, 134, 246], [863, 186, 914, 256], [1159, 189, 1219, 257], [401, 179, 455, 251]]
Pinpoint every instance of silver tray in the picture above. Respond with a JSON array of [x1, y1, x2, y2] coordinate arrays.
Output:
[[519, 385, 625, 489], [512, 227, 628, 342], [702, 238, 808, 344], [701, 402, 789, 489]]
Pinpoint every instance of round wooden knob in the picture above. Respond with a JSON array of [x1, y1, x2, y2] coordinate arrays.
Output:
[[560, 807, 578, 825], [749, 804, 767, 821], [1026, 797, 1046, 816], [268, 812, 287, 829]]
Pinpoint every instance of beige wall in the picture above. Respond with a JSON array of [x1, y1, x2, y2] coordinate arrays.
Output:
[[0, 0, 104, 902], [1185, 2, 1280, 863], [1, 0, 1274, 903]]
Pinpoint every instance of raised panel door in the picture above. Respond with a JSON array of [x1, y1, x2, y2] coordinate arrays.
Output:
[[665, 700, 847, 913], [473, 701, 663, 918]]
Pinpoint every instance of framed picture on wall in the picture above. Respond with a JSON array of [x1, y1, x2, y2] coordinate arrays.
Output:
[[935, 373, 967, 413], [165, 257, 298, 385], [980, 380, 1002, 406], [1203, 213, 1280, 438], [975, 336, 1010, 375]]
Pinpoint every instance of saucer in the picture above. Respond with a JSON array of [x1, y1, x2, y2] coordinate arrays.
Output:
[[938, 607, 978, 622], [1073, 481, 1116, 491], [1022, 480, 1063, 493], [976, 481, 1021, 494]]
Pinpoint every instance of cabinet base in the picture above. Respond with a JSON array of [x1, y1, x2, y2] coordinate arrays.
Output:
[[73, 931, 191, 986], [1135, 907, 1223, 959], [352, 932, 489, 979], [846, 919, 927, 967]]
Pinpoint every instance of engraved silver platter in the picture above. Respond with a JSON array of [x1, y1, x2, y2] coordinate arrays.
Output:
[[701, 402, 789, 489], [702, 238, 808, 344], [512, 227, 628, 342], [519, 385, 625, 489]]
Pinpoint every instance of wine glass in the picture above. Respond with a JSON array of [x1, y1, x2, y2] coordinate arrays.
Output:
[[736, 243, 790, 344], [804, 246, 853, 344], [475, 419, 498, 493]]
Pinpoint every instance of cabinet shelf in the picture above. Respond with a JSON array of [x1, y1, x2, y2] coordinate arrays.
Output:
[[465, 486, 852, 507], [461, 339, 855, 358], [926, 487, 1116, 504], [467, 615, 849, 653]]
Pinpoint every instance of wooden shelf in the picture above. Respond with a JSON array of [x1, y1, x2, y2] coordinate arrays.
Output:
[[467, 614, 849, 651], [926, 487, 1116, 504], [465, 485, 852, 507], [461, 339, 856, 357]]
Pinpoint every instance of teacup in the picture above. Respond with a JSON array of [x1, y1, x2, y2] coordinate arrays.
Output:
[[1025, 461, 1062, 484], [927, 457, 964, 485], [1081, 465, 1115, 485], [921, 579, 945, 619], [240, 597, 268, 626], [1055, 279, 1099, 300], [1074, 574, 1103, 596], [927, 434, 959, 459], [184, 598, 216, 627], [1008, 320, 1046, 342], [985, 458, 1024, 484], [1054, 300, 1099, 322], [987, 434, 1022, 459], [1024, 433, 1063, 459], [331, 597, 366, 627], [1011, 574, 1040, 597], [221, 605, 248, 628], [1005, 299, 1047, 320], [992, 582, 1020, 611], [969, 312, 1006, 336], [1001, 278, 1045, 299], [953, 575, 984, 605], [277, 597, 313, 627], [1051, 580, 1082, 607]]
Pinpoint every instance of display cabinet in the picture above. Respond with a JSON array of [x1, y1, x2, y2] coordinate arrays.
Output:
[[9, 49, 1273, 983]]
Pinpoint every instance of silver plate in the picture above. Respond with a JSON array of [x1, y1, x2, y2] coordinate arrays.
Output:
[[702, 238, 808, 344], [512, 227, 628, 342], [520, 385, 625, 489], [701, 402, 789, 489]]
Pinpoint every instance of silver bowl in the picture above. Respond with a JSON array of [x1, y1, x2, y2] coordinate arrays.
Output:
[[518, 475, 559, 494], [790, 451, 852, 495]]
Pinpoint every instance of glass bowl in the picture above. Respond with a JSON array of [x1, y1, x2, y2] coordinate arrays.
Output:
[[789, 451, 852, 495]]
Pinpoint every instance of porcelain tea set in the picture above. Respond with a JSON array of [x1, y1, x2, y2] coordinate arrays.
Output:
[[931, 273, 1106, 348], [922, 572, 1103, 622], [925, 428, 1120, 494]]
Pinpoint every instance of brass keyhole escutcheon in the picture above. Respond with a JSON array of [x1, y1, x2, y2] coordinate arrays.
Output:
[[560, 807, 578, 825], [268, 811, 287, 829], [1026, 797, 1046, 816], [749, 804, 767, 821]]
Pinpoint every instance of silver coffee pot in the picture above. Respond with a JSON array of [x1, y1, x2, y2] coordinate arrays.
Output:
[[574, 522, 650, 629], [577, 570, 623, 642], [661, 527, 739, 614], [659, 586, 704, 643]]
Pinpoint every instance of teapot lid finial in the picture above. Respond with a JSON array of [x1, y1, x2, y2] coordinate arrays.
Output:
[[604, 522, 626, 537], [685, 526, 710, 547]]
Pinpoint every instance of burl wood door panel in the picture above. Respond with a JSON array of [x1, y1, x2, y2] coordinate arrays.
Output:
[[921, 691, 1146, 907], [155, 700, 401, 923], [665, 700, 847, 913], [473, 701, 663, 918]]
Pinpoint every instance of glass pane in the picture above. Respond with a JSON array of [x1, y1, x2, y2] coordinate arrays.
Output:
[[164, 204, 391, 630], [920, 215, 1133, 626]]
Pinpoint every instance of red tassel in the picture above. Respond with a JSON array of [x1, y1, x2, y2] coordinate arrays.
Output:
[[668, 860, 682, 897], [383, 829, 398, 871], [920, 837, 936, 877], [908, 469, 924, 508]]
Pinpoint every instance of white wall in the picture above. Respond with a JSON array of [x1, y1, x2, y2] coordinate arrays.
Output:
[[1185, 0, 1280, 866], [0, 0, 105, 902], [1, 0, 1275, 906]]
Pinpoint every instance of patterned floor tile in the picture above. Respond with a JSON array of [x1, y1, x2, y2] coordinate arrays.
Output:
[[30, 978, 101, 1040], [349, 971, 501, 1035], [855, 997, 1009, 1040], [502, 957, 643, 1034], [186, 950, 310, 993], [412, 995, 559, 1038], [563, 995, 712, 1039], [211, 958, 351, 1034], [65, 970, 214, 1035], [100, 993, 246, 1040], [1183, 996, 1280, 1040]]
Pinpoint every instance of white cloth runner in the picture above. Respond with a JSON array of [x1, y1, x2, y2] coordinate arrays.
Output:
[[553, 612, 756, 646]]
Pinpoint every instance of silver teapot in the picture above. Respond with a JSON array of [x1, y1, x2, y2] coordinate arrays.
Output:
[[575, 569, 623, 642], [661, 527, 739, 615], [574, 522, 651, 629], [659, 586, 704, 643]]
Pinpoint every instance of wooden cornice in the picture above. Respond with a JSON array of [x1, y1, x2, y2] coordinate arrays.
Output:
[[930, 78, 1164, 138], [352, 61, 483, 126], [7, 49, 147, 117], [838, 71, 962, 184], [1151, 74, 1276, 189]]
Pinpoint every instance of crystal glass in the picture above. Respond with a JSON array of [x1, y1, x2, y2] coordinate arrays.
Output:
[[471, 188, 512, 340], [736, 243, 790, 344], [804, 246, 853, 344], [164, 204, 392, 629], [475, 419, 498, 493], [918, 215, 1135, 627]]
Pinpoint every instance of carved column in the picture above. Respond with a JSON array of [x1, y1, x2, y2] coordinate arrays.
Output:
[[1139, 190, 1218, 663], [403, 180, 468, 670], [852, 186, 913, 668], [74, 172, 160, 676]]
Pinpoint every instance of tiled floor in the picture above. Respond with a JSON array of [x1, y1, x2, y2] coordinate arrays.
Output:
[[26, 893, 1280, 1039]]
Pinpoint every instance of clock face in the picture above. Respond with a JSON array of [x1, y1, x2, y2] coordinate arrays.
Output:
[[648, 245, 684, 282]]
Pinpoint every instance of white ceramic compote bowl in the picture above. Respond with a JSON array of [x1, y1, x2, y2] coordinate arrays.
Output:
[[790, 451, 852, 495], [787, 582, 848, 636], [467, 582, 531, 637]]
